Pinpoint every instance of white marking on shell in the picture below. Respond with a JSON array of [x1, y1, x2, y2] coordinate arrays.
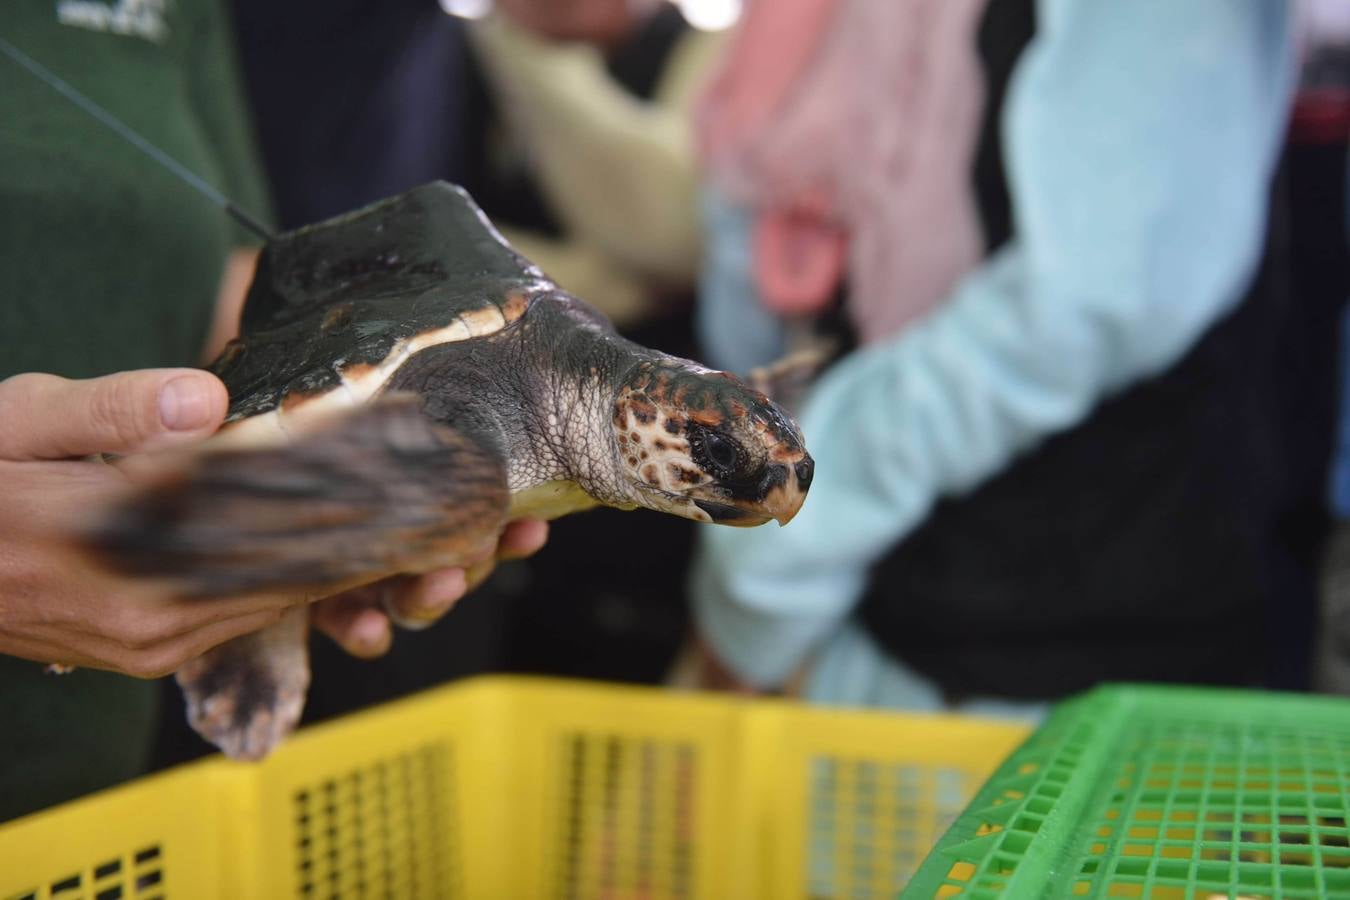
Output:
[[458, 303, 508, 337], [331, 299, 522, 406], [331, 363, 361, 406], [276, 387, 361, 435], [211, 295, 535, 454], [210, 408, 290, 450]]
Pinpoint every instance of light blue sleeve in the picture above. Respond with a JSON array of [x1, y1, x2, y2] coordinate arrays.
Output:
[[692, 0, 1297, 688], [695, 187, 790, 375]]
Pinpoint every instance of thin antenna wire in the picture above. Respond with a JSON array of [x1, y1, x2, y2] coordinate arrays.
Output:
[[0, 35, 274, 241]]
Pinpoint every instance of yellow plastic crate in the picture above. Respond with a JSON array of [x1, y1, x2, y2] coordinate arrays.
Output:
[[0, 676, 1028, 898]]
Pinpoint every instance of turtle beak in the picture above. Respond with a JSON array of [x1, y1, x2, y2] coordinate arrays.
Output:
[[694, 455, 812, 527], [758, 455, 813, 526]]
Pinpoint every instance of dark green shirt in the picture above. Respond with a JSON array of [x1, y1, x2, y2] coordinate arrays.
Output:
[[0, 0, 269, 820]]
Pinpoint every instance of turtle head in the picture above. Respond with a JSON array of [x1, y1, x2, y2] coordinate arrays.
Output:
[[608, 360, 812, 527]]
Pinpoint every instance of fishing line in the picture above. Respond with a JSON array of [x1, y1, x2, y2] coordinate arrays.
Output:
[[0, 35, 274, 241]]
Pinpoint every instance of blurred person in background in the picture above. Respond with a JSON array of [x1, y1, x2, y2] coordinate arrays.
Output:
[[467, 0, 724, 330], [681, 0, 1317, 714], [230, 0, 476, 231]]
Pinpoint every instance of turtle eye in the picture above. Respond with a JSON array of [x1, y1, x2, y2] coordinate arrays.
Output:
[[705, 433, 739, 471], [690, 426, 746, 479]]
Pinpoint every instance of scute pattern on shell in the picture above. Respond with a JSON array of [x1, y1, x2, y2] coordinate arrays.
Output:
[[214, 182, 552, 422]]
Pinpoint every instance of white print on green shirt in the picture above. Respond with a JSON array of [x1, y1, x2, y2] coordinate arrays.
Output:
[[57, 0, 167, 44]]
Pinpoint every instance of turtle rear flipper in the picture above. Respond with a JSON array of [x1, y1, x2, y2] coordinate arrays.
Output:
[[91, 394, 509, 598], [175, 606, 311, 761]]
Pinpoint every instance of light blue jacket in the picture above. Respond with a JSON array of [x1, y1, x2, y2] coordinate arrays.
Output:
[[693, 0, 1297, 690]]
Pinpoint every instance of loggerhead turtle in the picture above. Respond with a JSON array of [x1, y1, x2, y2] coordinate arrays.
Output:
[[93, 181, 813, 760]]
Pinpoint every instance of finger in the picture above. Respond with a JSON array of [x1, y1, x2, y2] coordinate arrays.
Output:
[[37, 552, 313, 648], [0, 369, 228, 460], [153, 607, 290, 677], [146, 588, 313, 642], [312, 592, 393, 659], [498, 519, 549, 560], [383, 568, 468, 631], [0, 633, 113, 673]]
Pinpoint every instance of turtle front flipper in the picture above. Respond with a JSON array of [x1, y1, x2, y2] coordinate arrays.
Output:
[[176, 606, 310, 760], [89, 394, 509, 759], [90, 394, 510, 599]]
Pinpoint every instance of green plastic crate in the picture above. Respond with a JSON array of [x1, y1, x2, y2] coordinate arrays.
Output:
[[902, 685, 1350, 899]]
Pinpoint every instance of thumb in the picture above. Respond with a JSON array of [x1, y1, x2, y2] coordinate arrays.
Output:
[[0, 369, 228, 460]]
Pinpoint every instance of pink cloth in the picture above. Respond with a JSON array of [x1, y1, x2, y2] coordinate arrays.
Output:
[[698, 0, 990, 343]]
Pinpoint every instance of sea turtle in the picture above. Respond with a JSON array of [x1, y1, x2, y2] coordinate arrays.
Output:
[[93, 181, 813, 760]]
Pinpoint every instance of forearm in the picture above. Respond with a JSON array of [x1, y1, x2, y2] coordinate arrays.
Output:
[[201, 247, 260, 364]]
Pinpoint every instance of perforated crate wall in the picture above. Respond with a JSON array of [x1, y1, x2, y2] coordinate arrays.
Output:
[[547, 733, 698, 899], [291, 743, 458, 899], [903, 685, 1350, 899], [803, 755, 973, 898], [0, 677, 1028, 898], [4, 843, 166, 900]]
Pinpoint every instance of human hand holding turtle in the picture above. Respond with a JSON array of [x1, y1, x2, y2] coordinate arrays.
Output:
[[0, 366, 547, 677]]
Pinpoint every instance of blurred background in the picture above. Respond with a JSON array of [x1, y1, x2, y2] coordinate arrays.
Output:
[[148, 0, 1350, 766]]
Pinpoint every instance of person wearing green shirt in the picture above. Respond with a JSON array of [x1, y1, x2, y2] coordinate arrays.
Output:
[[0, 0, 547, 821]]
